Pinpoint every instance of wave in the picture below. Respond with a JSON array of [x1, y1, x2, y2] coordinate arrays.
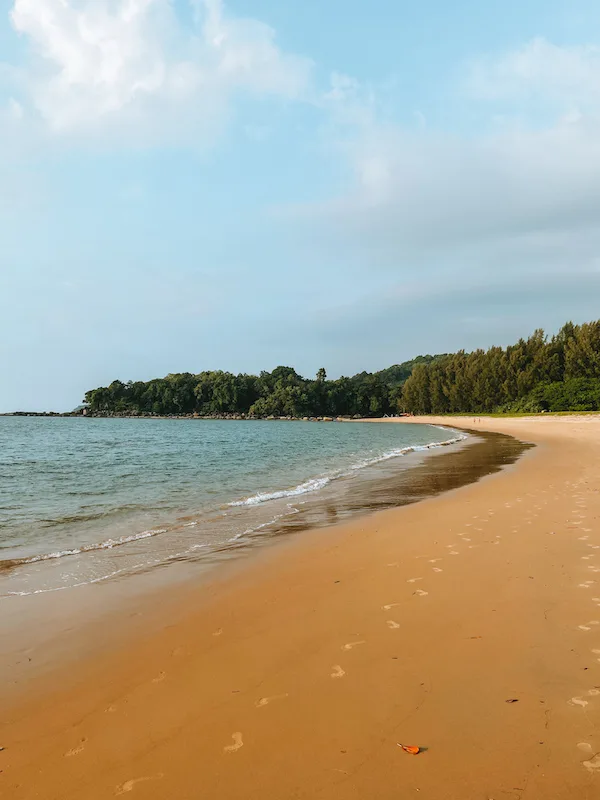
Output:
[[228, 504, 301, 543], [0, 528, 168, 570], [1, 426, 467, 582], [229, 428, 467, 507], [2, 543, 209, 597], [228, 476, 332, 507]]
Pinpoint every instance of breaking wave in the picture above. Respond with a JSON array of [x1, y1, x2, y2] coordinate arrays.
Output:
[[229, 428, 467, 507], [0, 528, 168, 570]]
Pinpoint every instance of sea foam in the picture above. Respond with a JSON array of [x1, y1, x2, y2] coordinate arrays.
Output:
[[229, 428, 466, 507]]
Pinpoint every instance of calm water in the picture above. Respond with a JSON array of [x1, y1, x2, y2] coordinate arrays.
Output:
[[0, 418, 465, 597]]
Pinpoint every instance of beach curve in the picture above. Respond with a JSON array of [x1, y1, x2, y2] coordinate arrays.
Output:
[[2, 415, 600, 799]]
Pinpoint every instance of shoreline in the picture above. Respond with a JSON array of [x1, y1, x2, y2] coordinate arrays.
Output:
[[2, 412, 380, 420], [4, 416, 600, 798], [0, 424, 522, 695], [0, 421, 466, 594]]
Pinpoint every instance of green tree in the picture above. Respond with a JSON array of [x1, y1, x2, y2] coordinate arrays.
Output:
[[83, 320, 600, 418]]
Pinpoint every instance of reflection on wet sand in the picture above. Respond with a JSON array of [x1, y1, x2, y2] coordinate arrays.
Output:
[[214, 430, 533, 553]]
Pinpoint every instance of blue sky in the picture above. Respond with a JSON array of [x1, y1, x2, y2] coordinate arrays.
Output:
[[2, 0, 600, 411]]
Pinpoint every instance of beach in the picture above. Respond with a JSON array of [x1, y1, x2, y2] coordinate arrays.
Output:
[[3, 415, 600, 798]]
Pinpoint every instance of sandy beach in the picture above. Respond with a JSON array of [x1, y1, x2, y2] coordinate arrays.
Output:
[[3, 415, 600, 799]]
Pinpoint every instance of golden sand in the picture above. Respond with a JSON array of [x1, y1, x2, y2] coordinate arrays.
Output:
[[3, 415, 600, 799]]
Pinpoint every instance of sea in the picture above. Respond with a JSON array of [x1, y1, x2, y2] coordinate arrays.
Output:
[[0, 417, 467, 599]]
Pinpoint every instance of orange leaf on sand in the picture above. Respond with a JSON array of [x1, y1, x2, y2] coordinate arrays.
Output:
[[397, 744, 420, 755]]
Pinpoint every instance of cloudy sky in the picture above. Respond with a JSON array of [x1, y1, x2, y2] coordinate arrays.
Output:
[[2, 0, 600, 411]]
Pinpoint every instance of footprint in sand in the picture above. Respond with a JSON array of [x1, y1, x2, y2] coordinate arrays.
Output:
[[569, 688, 600, 708], [583, 754, 600, 773], [577, 742, 594, 754], [151, 672, 166, 684], [413, 589, 428, 597], [579, 535, 590, 541], [387, 620, 400, 629], [255, 693, 288, 708], [432, 567, 443, 573], [429, 558, 442, 564], [449, 551, 459, 555], [342, 641, 366, 651], [115, 775, 164, 795], [65, 738, 87, 757], [569, 696, 589, 708], [223, 733, 244, 753], [212, 629, 223, 637], [382, 603, 400, 610], [331, 665, 346, 679], [592, 649, 600, 662], [407, 577, 423, 583]]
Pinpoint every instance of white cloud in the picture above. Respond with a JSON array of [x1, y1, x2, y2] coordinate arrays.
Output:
[[314, 37, 600, 252], [468, 37, 600, 111], [332, 116, 600, 247], [280, 36, 600, 343], [6, 96, 23, 119], [7, 0, 312, 143]]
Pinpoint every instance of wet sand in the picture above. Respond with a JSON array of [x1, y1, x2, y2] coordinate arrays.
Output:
[[0, 427, 521, 684], [3, 415, 600, 798]]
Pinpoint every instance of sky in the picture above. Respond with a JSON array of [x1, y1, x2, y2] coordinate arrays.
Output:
[[2, 1, 600, 411]]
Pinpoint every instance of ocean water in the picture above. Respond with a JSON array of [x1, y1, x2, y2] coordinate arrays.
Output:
[[0, 418, 465, 598]]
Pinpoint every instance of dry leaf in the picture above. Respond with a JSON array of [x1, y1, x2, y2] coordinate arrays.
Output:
[[397, 743, 421, 755]]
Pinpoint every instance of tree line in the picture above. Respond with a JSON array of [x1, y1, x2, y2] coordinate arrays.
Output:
[[83, 320, 600, 418], [84, 357, 442, 418], [401, 321, 600, 414]]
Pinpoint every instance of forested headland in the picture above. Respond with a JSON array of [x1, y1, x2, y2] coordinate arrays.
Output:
[[83, 320, 600, 418], [402, 320, 600, 414], [83, 357, 442, 419]]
